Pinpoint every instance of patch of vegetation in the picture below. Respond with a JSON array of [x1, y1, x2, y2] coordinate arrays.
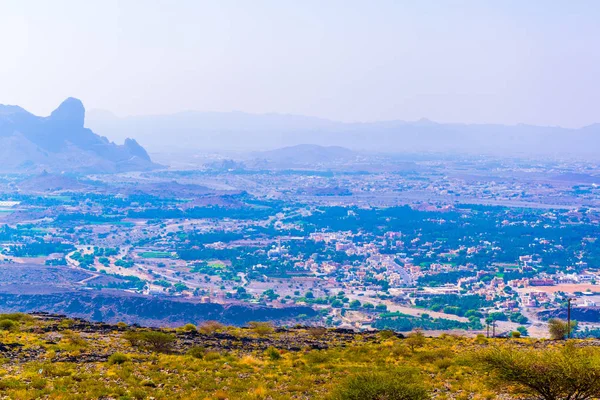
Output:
[[0, 314, 599, 400], [330, 370, 429, 400], [477, 344, 600, 400]]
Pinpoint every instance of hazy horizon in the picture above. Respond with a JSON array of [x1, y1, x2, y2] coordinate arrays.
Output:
[[1, 0, 599, 128]]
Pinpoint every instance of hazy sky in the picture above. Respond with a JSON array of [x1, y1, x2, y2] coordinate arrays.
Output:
[[1, 0, 598, 127]]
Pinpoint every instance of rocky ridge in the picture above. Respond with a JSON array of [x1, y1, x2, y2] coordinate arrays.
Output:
[[0, 97, 158, 172]]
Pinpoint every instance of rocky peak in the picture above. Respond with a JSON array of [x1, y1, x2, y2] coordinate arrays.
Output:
[[124, 138, 151, 161], [49, 97, 85, 128], [0, 97, 158, 172]]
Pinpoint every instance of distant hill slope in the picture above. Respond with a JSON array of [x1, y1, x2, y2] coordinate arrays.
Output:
[[0, 98, 158, 173], [87, 109, 600, 159]]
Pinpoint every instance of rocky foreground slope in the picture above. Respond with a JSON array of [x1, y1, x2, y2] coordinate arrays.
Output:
[[1, 312, 599, 399]]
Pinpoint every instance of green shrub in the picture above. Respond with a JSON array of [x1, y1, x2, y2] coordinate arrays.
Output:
[[477, 344, 600, 400], [248, 321, 274, 336], [474, 334, 488, 344], [265, 346, 282, 361], [405, 330, 425, 352], [307, 326, 327, 338], [58, 319, 75, 329], [124, 331, 175, 353], [198, 321, 225, 334], [305, 350, 329, 365], [330, 371, 429, 400], [61, 331, 88, 348], [0, 319, 18, 331], [204, 351, 221, 361], [187, 346, 205, 359], [129, 388, 147, 400], [0, 313, 30, 322], [0, 377, 25, 390], [30, 378, 47, 390], [108, 352, 130, 365], [548, 318, 576, 340], [378, 330, 396, 340], [141, 379, 157, 387], [181, 323, 197, 332], [434, 358, 453, 371], [414, 349, 453, 364]]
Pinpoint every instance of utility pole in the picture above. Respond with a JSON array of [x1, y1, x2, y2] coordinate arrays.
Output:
[[567, 297, 572, 339], [486, 320, 490, 338], [492, 320, 496, 338]]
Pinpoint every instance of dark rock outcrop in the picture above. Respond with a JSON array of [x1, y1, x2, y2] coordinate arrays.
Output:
[[0, 290, 317, 327], [538, 306, 600, 323]]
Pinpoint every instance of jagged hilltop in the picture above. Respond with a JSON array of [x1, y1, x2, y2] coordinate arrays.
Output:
[[0, 98, 158, 173], [2, 312, 600, 399]]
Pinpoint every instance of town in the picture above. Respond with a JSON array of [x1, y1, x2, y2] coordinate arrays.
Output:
[[1, 153, 600, 338]]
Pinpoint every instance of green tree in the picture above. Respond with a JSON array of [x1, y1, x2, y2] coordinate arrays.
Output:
[[405, 329, 426, 352], [331, 299, 343, 308], [516, 326, 529, 337], [124, 331, 175, 353], [263, 289, 279, 300]]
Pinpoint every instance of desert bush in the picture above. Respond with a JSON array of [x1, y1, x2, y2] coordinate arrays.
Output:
[[305, 349, 329, 365], [378, 330, 396, 340], [307, 326, 327, 338], [58, 319, 75, 329], [124, 331, 175, 353], [123, 331, 142, 347], [0, 319, 18, 331], [434, 358, 453, 371], [181, 323, 197, 333], [414, 348, 453, 364], [129, 388, 147, 400], [0, 377, 25, 390], [548, 318, 576, 340], [248, 321, 274, 336], [108, 352, 130, 365], [330, 370, 429, 400], [390, 343, 413, 358], [187, 346, 205, 359], [476, 343, 600, 400], [0, 313, 31, 322], [405, 330, 425, 352], [510, 331, 521, 338], [198, 321, 225, 334], [474, 334, 488, 344], [204, 351, 221, 361], [30, 377, 47, 390], [61, 331, 88, 348], [265, 346, 282, 361]]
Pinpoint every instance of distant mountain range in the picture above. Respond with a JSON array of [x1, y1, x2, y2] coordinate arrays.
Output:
[[87, 109, 600, 159], [0, 98, 157, 173]]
